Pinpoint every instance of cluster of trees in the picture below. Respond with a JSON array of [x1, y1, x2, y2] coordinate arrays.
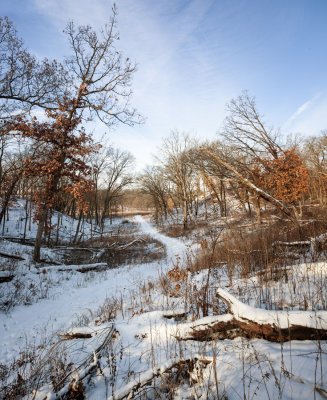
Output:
[[140, 92, 325, 228], [0, 9, 141, 261], [1, 11, 327, 262]]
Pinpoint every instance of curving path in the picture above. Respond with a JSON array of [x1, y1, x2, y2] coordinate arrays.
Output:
[[0, 216, 186, 363]]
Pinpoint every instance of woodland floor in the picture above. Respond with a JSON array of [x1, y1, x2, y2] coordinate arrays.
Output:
[[0, 207, 327, 399]]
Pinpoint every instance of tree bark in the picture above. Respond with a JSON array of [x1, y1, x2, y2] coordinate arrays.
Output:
[[34, 209, 47, 262]]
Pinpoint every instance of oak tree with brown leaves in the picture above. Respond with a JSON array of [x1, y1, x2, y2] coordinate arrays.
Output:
[[12, 102, 99, 261], [3, 6, 142, 261], [252, 149, 309, 208]]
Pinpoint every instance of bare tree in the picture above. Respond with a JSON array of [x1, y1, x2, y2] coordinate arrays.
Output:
[[218, 92, 299, 222], [159, 132, 196, 229], [223, 91, 282, 160], [99, 146, 134, 228], [63, 5, 143, 127], [139, 166, 169, 223], [303, 132, 327, 204], [0, 17, 67, 116], [0, 127, 39, 225]]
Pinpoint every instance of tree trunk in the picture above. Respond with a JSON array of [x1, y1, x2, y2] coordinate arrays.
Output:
[[246, 189, 251, 216], [34, 209, 47, 262], [256, 196, 261, 224], [0, 173, 21, 225], [56, 213, 60, 245], [23, 199, 28, 241], [183, 198, 187, 229], [73, 210, 83, 244]]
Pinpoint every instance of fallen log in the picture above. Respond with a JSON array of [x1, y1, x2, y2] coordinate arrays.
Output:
[[118, 238, 146, 250], [57, 332, 92, 340], [0, 251, 25, 260], [43, 262, 107, 273], [177, 289, 327, 342], [1, 237, 35, 246], [0, 274, 14, 283], [76, 264, 107, 273], [54, 246, 96, 252]]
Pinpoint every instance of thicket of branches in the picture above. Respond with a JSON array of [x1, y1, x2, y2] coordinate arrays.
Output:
[[140, 93, 324, 229]]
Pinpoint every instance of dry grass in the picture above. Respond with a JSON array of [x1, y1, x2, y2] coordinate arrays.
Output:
[[160, 220, 209, 238], [190, 206, 327, 279]]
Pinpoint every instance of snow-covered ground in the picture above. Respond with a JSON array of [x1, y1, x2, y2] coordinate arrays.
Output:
[[0, 198, 122, 242], [1, 210, 327, 399], [0, 215, 186, 364]]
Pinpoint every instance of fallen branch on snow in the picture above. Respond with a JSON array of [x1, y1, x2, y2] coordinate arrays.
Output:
[[107, 357, 212, 400], [57, 327, 95, 340], [38, 325, 116, 400], [163, 311, 187, 321], [0, 273, 15, 283]]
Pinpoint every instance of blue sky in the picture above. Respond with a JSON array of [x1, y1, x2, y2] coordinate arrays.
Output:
[[2, 0, 327, 169]]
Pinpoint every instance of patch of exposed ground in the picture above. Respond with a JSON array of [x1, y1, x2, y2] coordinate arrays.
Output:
[[59, 221, 166, 267]]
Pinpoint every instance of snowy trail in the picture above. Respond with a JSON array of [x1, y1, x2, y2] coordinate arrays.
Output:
[[0, 216, 186, 364], [134, 215, 187, 261]]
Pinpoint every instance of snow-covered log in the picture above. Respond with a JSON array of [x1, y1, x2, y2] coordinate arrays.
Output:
[[178, 289, 327, 342]]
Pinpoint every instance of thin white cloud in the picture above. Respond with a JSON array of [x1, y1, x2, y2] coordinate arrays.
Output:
[[283, 92, 327, 137], [283, 93, 322, 129]]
